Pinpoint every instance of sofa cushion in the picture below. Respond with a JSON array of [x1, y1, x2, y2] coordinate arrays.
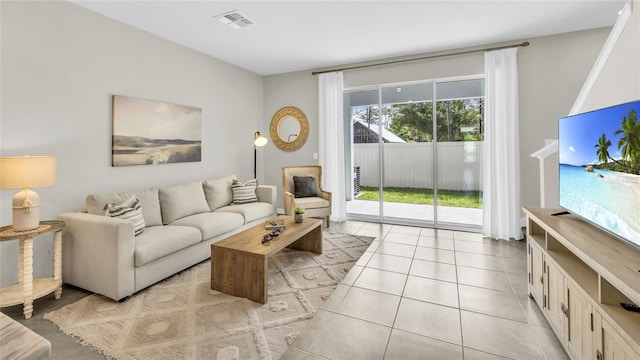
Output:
[[159, 181, 210, 224], [104, 197, 146, 236], [231, 179, 258, 204], [215, 202, 275, 224], [293, 176, 318, 198], [203, 175, 237, 211], [170, 212, 244, 239], [293, 196, 330, 210], [134, 225, 202, 267], [87, 187, 162, 227]]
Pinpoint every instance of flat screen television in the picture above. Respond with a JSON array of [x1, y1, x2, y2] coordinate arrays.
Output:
[[558, 99, 640, 248]]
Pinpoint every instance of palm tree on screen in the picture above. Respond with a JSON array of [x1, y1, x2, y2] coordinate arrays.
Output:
[[614, 109, 640, 171], [595, 134, 612, 165]]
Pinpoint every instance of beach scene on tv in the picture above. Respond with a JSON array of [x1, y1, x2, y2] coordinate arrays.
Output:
[[559, 100, 640, 247]]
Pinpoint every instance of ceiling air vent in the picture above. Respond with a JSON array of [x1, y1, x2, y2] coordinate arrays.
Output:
[[215, 11, 253, 30]]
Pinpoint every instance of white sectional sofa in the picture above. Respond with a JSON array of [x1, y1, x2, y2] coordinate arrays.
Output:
[[58, 176, 276, 301]]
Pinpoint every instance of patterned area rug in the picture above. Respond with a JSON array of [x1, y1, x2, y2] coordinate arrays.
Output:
[[44, 232, 373, 360]]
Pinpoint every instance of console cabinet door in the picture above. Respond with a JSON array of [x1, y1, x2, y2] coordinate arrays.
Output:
[[567, 281, 596, 360], [601, 318, 640, 360], [529, 241, 544, 306], [546, 259, 567, 340]]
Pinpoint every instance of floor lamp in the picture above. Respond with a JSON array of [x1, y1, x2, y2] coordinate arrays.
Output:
[[253, 131, 268, 179]]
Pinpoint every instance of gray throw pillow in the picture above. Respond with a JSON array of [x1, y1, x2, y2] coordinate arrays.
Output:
[[293, 176, 318, 198]]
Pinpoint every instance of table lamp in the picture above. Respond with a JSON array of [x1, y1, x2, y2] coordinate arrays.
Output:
[[253, 131, 268, 179], [0, 156, 57, 231]]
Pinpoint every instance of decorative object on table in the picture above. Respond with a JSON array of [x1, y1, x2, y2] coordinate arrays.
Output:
[[261, 228, 282, 244], [253, 131, 268, 178], [0, 220, 65, 319], [44, 232, 374, 360], [265, 219, 285, 230], [111, 95, 201, 166], [293, 207, 305, 223], [282, 166, 332, 227], [0, 156, 57, 231], [270, 106, 309, 152]]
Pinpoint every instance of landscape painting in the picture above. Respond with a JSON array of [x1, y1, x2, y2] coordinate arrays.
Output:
[[112, 95, 201, 166]]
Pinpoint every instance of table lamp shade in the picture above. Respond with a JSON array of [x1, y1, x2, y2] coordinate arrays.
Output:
[[0, 156, 57, 231]]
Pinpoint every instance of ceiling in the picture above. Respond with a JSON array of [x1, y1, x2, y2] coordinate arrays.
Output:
[[71, 1, 627, 76]]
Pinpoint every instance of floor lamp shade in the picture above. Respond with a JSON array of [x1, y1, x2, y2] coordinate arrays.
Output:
[[0, 156, 57, 231]]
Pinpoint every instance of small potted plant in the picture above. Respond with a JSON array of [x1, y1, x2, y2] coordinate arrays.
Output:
[[293, 207, 305, 223]]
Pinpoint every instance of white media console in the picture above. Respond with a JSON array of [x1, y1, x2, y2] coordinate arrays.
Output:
[[524, 208, 640, 360]]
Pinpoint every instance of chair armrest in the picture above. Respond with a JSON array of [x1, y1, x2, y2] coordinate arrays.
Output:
[[283, 191, 295, 215], [58, 212, 135, 301], [319, 189, 332, 203]]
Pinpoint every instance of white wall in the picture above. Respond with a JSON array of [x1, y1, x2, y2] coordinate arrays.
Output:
[[263, 28, 610, 211], [580, 1, 640, 112], [0, 1, 264, 287], [262, 71, 319, 209]]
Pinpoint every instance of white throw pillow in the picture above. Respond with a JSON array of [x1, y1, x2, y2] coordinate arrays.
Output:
[[104, 196, 146, 236]]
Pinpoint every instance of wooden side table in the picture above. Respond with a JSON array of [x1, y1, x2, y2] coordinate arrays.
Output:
[[0, 220, 65, 319]]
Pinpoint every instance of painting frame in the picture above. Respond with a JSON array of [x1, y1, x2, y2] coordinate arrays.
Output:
[[111, 95, 202, 167]]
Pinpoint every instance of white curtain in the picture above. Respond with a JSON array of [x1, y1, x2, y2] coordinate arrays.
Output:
[[318, 72, 346, 222], [483, 48, 523, 240]]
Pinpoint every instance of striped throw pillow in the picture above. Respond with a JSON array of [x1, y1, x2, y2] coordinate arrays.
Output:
[[231, 179, 258, 204], [104, 196, 146, 236]]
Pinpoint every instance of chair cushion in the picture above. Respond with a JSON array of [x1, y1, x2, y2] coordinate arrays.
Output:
[[87, 187, 163, 227], [231, 179, 258, 204], [170, 212, 244, 240], [203, 175, 237, 211], [293, 176, 318, 198], [134, 225, 202, 266], [159, 181, 210, 224], [215, 202, 275, 223], [294, 196, 330, 209], [104, 196, 146, 236]]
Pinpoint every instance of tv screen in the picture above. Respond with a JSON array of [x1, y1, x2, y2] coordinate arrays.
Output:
[[558, 100, 640, 248]]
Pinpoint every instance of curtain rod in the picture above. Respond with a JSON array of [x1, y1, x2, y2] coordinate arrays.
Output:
[[311, 41, 529, 76]]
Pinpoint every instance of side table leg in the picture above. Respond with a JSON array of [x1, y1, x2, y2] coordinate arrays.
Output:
[[22, 237, 34, 319], [53, 230, 62, 299]]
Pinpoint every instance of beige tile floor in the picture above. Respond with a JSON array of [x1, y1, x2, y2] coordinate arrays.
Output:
[[282, 220, 570, 360], [1, 220, 568, 360]]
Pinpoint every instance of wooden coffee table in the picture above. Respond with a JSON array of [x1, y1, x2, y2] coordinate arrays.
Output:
[[211, 216, 322, 303]]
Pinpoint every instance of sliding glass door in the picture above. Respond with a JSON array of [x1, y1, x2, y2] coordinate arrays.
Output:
[[345, 76, 484, 231]]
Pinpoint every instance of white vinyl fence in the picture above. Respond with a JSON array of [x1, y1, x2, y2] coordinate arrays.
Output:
[[353, 142, 484, 191]]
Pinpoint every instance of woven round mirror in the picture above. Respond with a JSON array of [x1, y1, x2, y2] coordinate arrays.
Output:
[[270, 106, 309, 152]]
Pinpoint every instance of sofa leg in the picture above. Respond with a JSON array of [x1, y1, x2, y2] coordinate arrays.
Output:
[[326, 216, 330, 228]]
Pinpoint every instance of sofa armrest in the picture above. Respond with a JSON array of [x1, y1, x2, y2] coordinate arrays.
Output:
[[256, 185, 277, 214], [58, 212, 135, 301]]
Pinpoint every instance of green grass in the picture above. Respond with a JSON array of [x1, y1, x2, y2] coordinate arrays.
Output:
[[357, 186, 482, 208]]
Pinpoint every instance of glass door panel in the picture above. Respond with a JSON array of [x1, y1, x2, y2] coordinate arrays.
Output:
[[344, 88, 380, 220], [434, 79, 484, 228], [380, 82, 434, 225]]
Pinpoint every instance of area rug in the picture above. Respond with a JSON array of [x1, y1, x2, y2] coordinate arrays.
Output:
[[44, 232, 374, 360]]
